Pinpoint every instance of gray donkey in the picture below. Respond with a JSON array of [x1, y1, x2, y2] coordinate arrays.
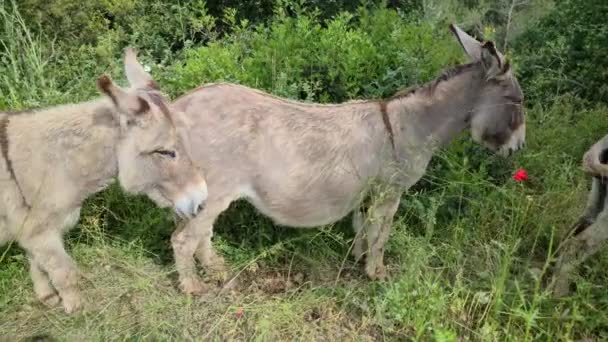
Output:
[[552, 134, 608, 297], [0, 49, 208, 313], [169, 24, 526, 294]]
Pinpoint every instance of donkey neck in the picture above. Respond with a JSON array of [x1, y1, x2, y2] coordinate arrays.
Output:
[[388, 62, 485, 152]]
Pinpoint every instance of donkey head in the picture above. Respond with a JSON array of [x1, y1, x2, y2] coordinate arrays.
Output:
[[450, 24, 525, 157], [96, 48, 207, 218]]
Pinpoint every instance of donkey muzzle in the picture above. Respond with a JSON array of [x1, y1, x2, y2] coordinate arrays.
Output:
[[174, 182, 208, 218]]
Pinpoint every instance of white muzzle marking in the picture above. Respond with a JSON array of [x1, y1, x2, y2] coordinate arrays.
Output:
[[174, 183, 208, 218], [499, 123, 526, 157]]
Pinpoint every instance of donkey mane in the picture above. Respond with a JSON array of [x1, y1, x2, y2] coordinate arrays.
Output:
[[385, 61, 482, 101]]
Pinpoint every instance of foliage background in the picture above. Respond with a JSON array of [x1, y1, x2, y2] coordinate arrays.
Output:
[[1, 0, 607, 340]]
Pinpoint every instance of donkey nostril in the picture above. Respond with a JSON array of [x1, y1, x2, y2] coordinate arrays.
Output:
[[599, 148, 608, 165], [197, 203, 205, 213]]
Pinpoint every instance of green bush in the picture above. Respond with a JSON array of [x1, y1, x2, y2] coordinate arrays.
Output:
[[514, 0, 608, 103], [15, 0, 216, 59], [170, 7, 463, 102]]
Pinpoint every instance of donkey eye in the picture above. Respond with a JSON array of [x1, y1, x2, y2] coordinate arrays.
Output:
[[505, 96, 522, 104], [153, 149, 176, 158]]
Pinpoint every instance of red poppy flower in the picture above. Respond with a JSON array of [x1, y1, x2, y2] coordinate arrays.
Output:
[[512, 169, 528, 182], [235, 307, 244, 319]]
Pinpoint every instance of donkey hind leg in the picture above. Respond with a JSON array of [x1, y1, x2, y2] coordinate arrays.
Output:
[[29, 258, 60, 307], [552, 211, 608, 297], [172, 196, 233, 295], [362, 193, 401, 280], [21, 230, 82, 313], [351, 207, 367, 262]]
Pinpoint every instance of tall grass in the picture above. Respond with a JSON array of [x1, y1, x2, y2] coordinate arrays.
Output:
[[0, 0, 58, 109], [1, 1, 607, 340]]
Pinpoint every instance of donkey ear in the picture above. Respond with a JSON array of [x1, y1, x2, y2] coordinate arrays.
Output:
[[480, 41, 505, 79], [124, 47, 160, 91], [97, 74, 151, 121], [450, 24, 482, 61]]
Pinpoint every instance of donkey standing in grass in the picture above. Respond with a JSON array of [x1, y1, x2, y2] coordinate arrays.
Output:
[[169, 24, 526, 294], [0, 49, 208, 313], [552, 134, 608, 296]]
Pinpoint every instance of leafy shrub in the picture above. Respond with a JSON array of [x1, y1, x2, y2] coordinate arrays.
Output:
[[170, 7, 463, 102], [15, 0, 216, 60], [513, 0, 608, 103]]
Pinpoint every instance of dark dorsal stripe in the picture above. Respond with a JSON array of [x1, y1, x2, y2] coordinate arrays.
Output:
[[0, 115, 30, 209], [378, 102, 396, 156]]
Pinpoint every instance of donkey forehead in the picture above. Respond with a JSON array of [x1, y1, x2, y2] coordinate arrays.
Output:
[[491, 72, 524, 99], [136, 118, 177, 145]]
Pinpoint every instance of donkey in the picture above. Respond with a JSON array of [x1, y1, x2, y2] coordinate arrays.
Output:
[[0, 48, 208, 313], [552, 134, 608, 297], [169, 24, 526, 294]]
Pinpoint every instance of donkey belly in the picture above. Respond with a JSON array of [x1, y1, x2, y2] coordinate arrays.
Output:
[[248, 193, 357, 228], [244, 176, 365, 228]]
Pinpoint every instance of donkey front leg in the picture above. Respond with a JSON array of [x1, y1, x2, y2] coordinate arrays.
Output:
[[29, 258, 60, 307], [552, 210, 608, 297], [361, 192, 401, 280], [570, 177, 605, 235], [21, 229, 82, 313], [195, 228, 227, 281], [172, 196, 231, 295]]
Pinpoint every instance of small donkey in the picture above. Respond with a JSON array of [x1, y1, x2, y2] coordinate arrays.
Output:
[[0, 49, 208, 313], [552, 134, 608, 297], [169, 24, 526, 294]]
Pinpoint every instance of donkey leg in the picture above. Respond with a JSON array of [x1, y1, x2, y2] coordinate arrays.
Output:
[[28, 257, 60, 307], [172, 196, 232, 295], [552, 211, 608, 297], [569, 177, 605, 235], [22, 230, 82, 313], [351, 207, 367, 262], [195, 228, 227, 277], [364, 193, 401, 280]]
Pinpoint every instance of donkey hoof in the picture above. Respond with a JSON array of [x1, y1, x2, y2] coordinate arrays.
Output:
[[374, 266, 387, 281], [38, 292, 61, 307], [180, 277, 209, 295], [62, 295, 83, 314], [365, 262, 387, 281]]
